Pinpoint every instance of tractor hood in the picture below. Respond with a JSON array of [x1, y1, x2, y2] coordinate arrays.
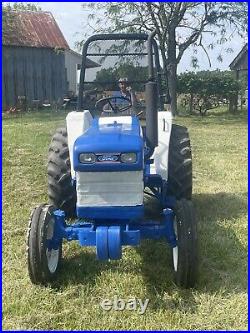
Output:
[[73, 116, 144, 171]]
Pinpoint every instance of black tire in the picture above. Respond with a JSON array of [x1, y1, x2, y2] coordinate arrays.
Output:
[[27, 204, 62, 285], [48, 128, 76, 217], [167, 124, 192, 200], [172, 199, 198, 288]]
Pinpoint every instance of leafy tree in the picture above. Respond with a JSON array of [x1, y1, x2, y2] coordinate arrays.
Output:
[[94, 64, 148, 91], [82, 2, 247, 116], [3, 2, 41, 12], [95, 68, 117, 90], [177, 70, 240, 115], [177, 72, 202, 114]]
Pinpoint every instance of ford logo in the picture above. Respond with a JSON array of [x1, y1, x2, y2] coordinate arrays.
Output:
[[97, 154, 119, 162]]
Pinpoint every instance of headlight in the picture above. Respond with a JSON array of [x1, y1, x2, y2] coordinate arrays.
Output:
[[120, 153, 137, 163], [79, 153, 96, 164]]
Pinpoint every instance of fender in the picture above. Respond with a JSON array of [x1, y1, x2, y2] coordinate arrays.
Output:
[[150, 111, 173, 181], [66, 111, 93, 178]]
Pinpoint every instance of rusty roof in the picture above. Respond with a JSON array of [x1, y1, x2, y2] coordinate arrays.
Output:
[[2, 10, 69, 49]]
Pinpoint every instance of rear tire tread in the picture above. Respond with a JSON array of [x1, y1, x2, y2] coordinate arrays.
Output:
[[47, 127, 76, 217], [167, 124, 192, 200]]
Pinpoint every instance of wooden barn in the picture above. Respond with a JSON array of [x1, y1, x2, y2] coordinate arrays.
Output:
[[2, 10, 99, 110], [229, 43, 248, 78], [229, 44, 248, 109]]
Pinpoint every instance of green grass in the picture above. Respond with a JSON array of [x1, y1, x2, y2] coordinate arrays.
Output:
[[2, 108, 248, 330]]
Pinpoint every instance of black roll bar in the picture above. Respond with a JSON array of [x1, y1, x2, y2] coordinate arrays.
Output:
[[77, 32, 164, 110]]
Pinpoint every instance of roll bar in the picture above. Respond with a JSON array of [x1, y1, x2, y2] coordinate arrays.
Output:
[[77, 32, 164, 110]]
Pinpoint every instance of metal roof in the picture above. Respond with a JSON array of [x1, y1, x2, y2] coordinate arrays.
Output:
[[229, 44, 248, 70], [2, 11, 69, 49]]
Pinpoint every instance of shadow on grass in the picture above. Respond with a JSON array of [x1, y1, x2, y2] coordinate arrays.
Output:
[[50, 194, 163, 291], [51, 250, 113, 290], [193, 191, 247, 292], [135, 191, 247, 312], [50, 192, 247, 313]]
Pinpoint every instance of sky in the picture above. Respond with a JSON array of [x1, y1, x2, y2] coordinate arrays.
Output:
[[4, 2, 247, 74]]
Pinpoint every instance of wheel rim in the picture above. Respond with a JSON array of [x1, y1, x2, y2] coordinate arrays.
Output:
[[46, 216, 59, 273], [172, 218, 178, 272], [172, 246, 178, 272], [46, 248, 59, 273]]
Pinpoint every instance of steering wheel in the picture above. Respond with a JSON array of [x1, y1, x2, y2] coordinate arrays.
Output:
[[95, 96, 132, 114]]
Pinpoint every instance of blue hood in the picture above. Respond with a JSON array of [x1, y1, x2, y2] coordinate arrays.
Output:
[[73, 116, 144, 171]]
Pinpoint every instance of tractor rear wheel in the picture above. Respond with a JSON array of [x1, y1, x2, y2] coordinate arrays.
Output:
[[167, 124, 192, 199], [48, 128, 76, 218], [27, 204, 62, 285], [172, 199, 198, 288]]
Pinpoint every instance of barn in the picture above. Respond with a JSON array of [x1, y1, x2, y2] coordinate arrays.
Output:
[[2, 10, 99, 110], [229, 44, 248, 109], [229, 44, 248, 78]]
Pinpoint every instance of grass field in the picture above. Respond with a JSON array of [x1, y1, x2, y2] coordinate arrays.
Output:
[[2, 108, 248, 330]]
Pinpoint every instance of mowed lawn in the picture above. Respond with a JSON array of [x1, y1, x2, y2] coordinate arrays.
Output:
[[2, 108, 248, 330]]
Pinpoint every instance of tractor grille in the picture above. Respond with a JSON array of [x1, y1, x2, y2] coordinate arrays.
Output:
[[76, 171, 143, 207]]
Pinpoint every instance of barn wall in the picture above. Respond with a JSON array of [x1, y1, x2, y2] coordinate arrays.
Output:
[[2, 46, 67, 109], [64, 50, 82, 95], [238, 54, 247, 71]]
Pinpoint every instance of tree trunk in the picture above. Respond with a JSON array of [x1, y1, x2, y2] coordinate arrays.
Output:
[[160, 28, 178, 116], [167, 28, 178, 116], [167, 63, 178, 116], [189, 93, 194, 114], [229, 94, 238, 113]]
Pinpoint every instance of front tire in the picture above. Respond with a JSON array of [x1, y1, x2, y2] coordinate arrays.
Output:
[[27, 204, 62, 285], [172, 199, 198, 288]]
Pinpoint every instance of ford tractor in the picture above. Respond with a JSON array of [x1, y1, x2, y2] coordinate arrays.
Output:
[[27, 32, 198, 288]]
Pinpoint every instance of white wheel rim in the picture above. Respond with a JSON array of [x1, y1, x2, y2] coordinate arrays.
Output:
[[172, 218, 178, 272], [172, 246, 178, 272], [46, 216, 59, 273], [46, 248, 59, 273]]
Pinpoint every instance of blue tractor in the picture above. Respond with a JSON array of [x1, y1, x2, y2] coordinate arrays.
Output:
[[27, 32, 198, 288]]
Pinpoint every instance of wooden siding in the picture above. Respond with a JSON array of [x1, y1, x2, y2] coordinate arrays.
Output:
[[2, 46, 67, 109]]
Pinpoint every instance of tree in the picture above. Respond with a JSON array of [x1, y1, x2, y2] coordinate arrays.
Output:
[[3, 2, 41, 12], [177, 70, 240, 115], [95, 68, 117, 90], [94, 64, 148, 91], [81, 2, 247, 116]]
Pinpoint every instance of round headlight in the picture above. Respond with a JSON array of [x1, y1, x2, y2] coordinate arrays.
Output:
[[79, 153, 96, 164], [120, 153, 137, 163]]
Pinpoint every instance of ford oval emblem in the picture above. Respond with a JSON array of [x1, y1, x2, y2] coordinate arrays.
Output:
[[98, 154, 119, 162]]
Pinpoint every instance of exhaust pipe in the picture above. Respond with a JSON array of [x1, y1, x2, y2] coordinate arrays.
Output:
[[145, 82, 158, 150], [146, 30, 158, 152]]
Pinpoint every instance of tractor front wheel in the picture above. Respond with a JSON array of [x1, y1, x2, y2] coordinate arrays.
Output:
[[172, 199, 198, 288], [27, 204, 62, 285]]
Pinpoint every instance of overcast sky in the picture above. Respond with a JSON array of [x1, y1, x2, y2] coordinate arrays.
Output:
[[6, 2, 247, 73]]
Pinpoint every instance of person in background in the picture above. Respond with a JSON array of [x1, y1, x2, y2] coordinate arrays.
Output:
[[103, 77, 139, 116], [115, 77, 138, 112]]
